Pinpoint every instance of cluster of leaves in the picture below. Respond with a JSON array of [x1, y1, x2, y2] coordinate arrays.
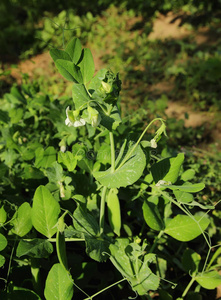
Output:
[[0, 38, 221, 300]]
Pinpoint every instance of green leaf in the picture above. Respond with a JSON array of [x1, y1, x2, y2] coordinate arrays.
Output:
[[73, 205, 99, 236], [174, 191, 194, 203], [58, 151, 77, 172], [94, 144, 146, 188], [65, 37, 82, 64], [16, 239, 53, 258], [151, 153, 184, 184], [85, 235, 110, 262], [165, 214, 210, 241], [0, 254, 5, 267], [44, 263, 73, 300], [0, 206, 7, 224], [0, 233, 7, 251], [109, 238, 160, 295], [99, 105, 122, 131], [55, 59, 83, 83], [142, 196, 164, 231], [181, 169, 195, 181], [167, 183, 205, 193], [182, 249, 201, 274], [32, 186, 61, 238], [11, 202, 32, 237], [35, 146, 57, 169], [50, 49, 71, 63], [78, 48, 95, 84], [195, 271, 221, 289], [72, 83, 91, 110]]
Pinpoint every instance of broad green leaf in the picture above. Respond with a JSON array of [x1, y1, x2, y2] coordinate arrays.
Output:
[[109, 239, 160, 295], [0, 254, 5, 267], [195, 271, 221, 289], [182, 249, 201, 274], [94, 144, 146, 188], [55, 59, 83, 83], [167, 183, 205, 193], [73, 205, 99, 236], [35, 146, 57, 169], [78, 48, 95, 84], [165, 214, 210, 242], [65, 37, 82, 64], [72, 83, 91, 110], [32, 186, 60, 238], [16, 239, 53, 258], [44, 263, 73, 300], [151, 153, 184, 184], [50, 49, 71, 63], [0, 233, 7, 251], [142, 196, 164, 231], [85, 235, 110, 262], [11, 202, 32, 237]]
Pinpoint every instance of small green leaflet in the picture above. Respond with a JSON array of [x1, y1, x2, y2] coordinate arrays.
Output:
[[10, 202, 32, 237], [195, 271, 221, 289]]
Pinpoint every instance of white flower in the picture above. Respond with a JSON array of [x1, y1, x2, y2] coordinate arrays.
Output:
[[60, 145, 66, 153], [65, 106, 86, 127], [156, 180, 172, 187], [150, 138, 157, 148]]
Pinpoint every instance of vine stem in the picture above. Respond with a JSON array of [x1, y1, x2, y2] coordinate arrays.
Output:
[[181, 276, 196, 299], [109, 131, 115, 173], [100, 186, 107, 235], [84, 278, 126, 300], [149, 230, 164, 253]]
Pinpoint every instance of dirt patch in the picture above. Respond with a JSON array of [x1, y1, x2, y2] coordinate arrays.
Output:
[[148, 11, 191, 41]]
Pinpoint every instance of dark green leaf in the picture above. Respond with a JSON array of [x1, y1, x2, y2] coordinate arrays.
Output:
[[16, 239, 53, 258]]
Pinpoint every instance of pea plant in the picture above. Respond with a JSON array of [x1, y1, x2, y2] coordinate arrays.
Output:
[[0, 37, 221, 300]]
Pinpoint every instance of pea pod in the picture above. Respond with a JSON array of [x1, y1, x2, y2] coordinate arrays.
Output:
[[107, 188, 121, 236]]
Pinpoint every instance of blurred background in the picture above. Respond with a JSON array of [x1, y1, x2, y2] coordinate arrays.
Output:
[[0, 0, 221, 200]]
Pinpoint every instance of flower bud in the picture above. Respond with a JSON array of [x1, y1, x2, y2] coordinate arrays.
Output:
[[87, 106, 101, 127]]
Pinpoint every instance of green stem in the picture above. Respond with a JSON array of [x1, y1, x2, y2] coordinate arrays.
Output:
[[149, 230, 164, 253], [47, 238, 85, 242], [100, 186, 107, 235], [181, 276, 196, 299], [109, 132, 115, 173], [84, 278, 126, 300]]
